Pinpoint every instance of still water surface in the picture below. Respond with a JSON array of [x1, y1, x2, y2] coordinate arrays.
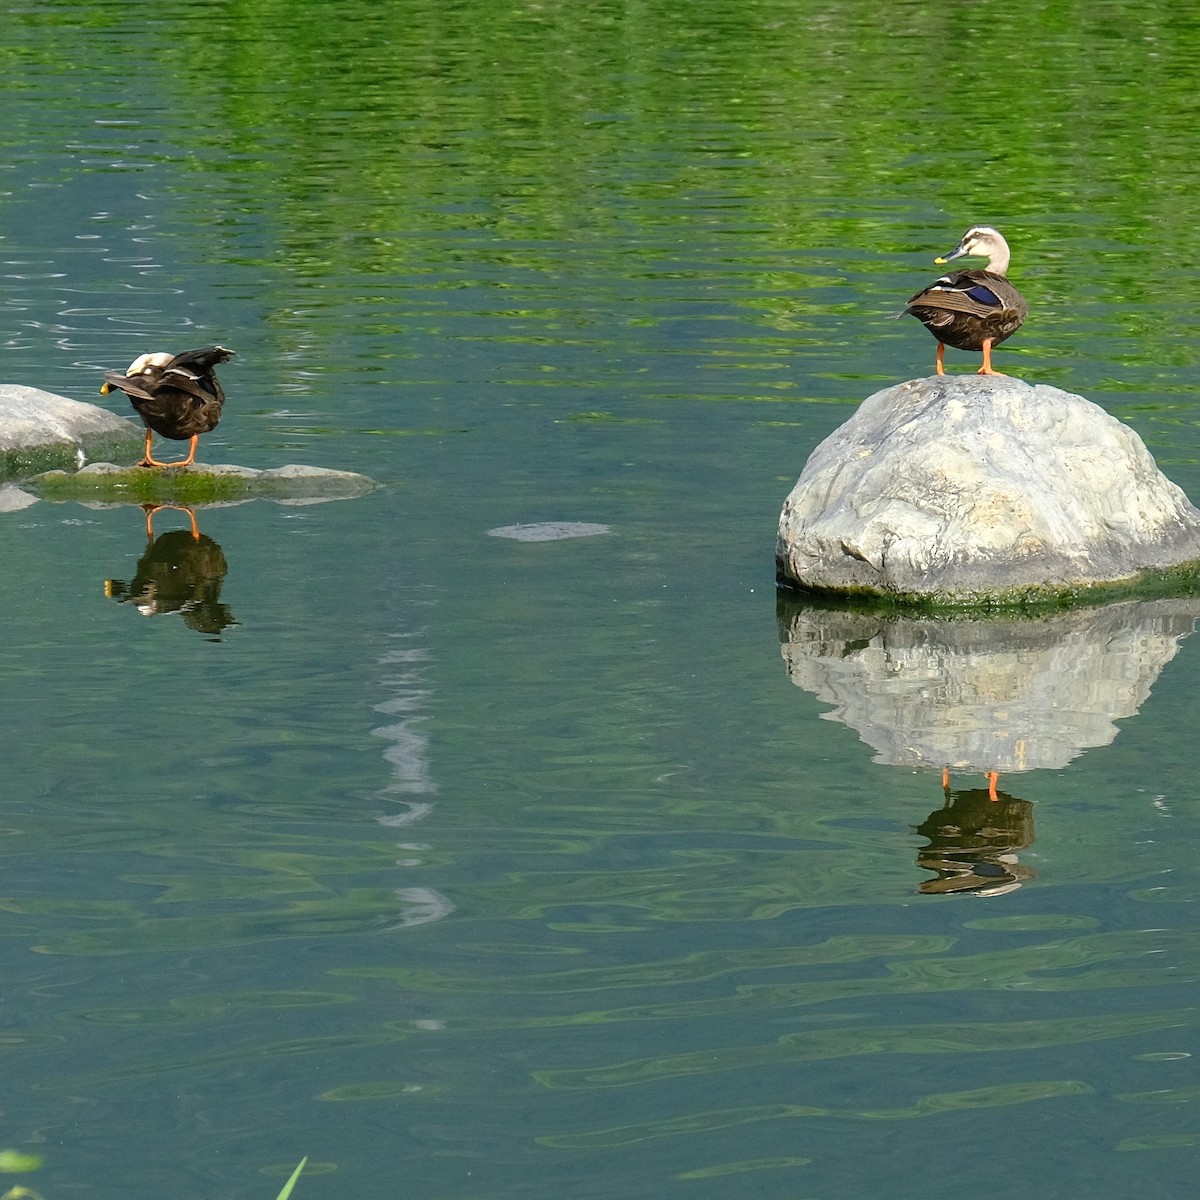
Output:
[[3, 3, 1200, 1198]]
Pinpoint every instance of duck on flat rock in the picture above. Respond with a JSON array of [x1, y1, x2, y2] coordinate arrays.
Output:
[[101, 345, 235, 468]]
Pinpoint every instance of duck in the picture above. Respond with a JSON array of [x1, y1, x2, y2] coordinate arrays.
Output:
[[903, 226, 1027, 376], [100, 345, 235, 468]]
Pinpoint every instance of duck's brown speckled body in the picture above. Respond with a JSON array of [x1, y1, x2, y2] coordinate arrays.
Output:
[[904, 227, 1027, 375], [101, 345, 235, 467]]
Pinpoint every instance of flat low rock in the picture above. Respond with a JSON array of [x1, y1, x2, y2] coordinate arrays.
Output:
[[0, 383, 143, 479], [776, 376, 1200, 604], [22, 461, 377, 506]]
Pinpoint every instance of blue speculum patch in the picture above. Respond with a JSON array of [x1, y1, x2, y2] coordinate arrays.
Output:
[[964, 283, 1002, 306]]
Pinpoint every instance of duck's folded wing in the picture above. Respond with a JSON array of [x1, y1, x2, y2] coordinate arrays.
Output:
[[161, 366, 218, 401], [168, 346, 235, 373], [907, 282, 1005, 319], [101, 370, 157, 401]]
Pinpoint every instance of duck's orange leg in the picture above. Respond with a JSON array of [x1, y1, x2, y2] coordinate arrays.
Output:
[[138, 431, 199, 469], [176, 435, 199, 467], [977, 339, 1006, 377], [986, 771, 999, 801], [936, 343, 946, 375]]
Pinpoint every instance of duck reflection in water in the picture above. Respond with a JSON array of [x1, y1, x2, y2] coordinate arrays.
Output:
[[778, 593, 1200, 892], [943, 765, 1000, 801], [916, 783, 1035, 897], [104, 504, 237, 638]]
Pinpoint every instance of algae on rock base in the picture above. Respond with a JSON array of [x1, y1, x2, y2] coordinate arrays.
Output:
[[24, 462, 377, 506]]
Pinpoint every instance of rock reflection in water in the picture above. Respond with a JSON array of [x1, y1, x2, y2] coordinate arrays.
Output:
[[105, 505, 236, 638], [778, 595, 1200, 778]]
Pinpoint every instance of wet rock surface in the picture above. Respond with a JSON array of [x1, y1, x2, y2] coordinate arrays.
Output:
[[0, 384, 143, 479], [776, 376, 1200, 603]]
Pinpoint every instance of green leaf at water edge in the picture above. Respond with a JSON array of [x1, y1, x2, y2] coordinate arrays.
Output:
[[274, 1157, 307, 1200]]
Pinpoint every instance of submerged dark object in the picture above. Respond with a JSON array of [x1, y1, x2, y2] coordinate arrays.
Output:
[[903, 226, 1027, 376], [100, 345, 235, 468]]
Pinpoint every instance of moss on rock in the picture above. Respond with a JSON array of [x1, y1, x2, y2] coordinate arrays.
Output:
[[24, 462, 377, 506]]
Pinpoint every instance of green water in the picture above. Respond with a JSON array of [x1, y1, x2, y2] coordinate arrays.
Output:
[[3, 2, 1200, 1197]]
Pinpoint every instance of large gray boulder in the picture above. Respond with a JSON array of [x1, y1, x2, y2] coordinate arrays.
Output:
[[776, 376, 1200, 603], [0, 384, 143, 479]]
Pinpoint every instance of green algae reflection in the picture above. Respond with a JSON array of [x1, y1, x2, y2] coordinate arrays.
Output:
[[534, 1010, 1197, 1090], [538, 1081, 1093, 1149]]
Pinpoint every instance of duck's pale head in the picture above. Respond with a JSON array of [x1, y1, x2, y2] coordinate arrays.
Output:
[[935, 225, 1012, 275], [126, 351, 175, 375], [99, 350, 174, 395]]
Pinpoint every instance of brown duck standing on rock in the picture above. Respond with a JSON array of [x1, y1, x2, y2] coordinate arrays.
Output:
[[100, 345, 235, 468], [903, 226, 1027, 376]]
